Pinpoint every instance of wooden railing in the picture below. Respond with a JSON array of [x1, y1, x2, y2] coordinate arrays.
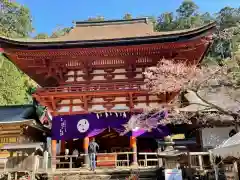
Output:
[[50, 152, 134, 170], [35, 82, 144, 94], [138, 152, 159, 167], [0, 156, 37, 172], [138, 152, 211, 170], [0, 151, 212, 173]]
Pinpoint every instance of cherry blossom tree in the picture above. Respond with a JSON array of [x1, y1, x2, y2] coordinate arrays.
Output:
[[123, 25, 240, 133], [122, 59, 201, 134], [123, 57, 240, 133]]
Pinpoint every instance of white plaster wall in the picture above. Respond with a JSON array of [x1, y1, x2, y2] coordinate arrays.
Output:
[[92, 76, 105, 80], [76, 77, 84, 81], [112, 97, 127, 102], [136, 73, 143, 78], [149, 96, 159, 100], [134, 103, 147, 109], [57, 106, 70, 112], [91, 98, 104, 103], [76, 71, 84, 75], [67, 71, 74, 75], [59, 100, 71, 104], [66, 77, 74, 82], [72, 99, 82, 104], [114, 75, 126, 79], [72, 106, 84, 112], [137, 96, 146, 101], [114, 69, 126, 73]]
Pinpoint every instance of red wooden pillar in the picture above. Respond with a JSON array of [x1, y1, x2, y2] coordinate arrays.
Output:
[[51, 140, 57, 169], [130, 136, 138, 166], [60, 140, 65, 154], [68, 140, 73, 154], [83, 137, 89, 166]]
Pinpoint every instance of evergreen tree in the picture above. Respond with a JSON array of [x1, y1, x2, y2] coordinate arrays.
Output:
[[0, 0, 36, 105]]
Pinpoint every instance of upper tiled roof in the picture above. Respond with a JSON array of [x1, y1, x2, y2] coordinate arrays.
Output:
[[58, 18, 156, 41], [0, 18, 216, 44]]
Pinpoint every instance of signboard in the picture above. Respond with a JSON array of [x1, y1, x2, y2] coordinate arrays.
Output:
[[171, 134, 185, 140], [165, 169, 182, 180], [0, 137, 17, 144]]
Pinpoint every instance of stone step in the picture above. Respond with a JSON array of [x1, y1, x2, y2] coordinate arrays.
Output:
[[45, 171, 157, 180]]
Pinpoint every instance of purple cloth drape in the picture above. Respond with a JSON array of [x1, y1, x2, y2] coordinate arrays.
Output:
[[51, 113, 170, 140], [132, 129, 146, 137], [87, 128, 106, 137], [52, 113, 130, 140], [138, 126, 170, 138]]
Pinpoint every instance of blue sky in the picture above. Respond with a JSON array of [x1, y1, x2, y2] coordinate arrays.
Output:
[[17, 0, 240, 35]]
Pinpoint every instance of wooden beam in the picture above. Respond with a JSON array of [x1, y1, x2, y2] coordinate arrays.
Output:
[[70, 99, 73, 114], [54, 108, 145, 116], [35, 90, 149, 98], [129, 93, 134, 110], [60, 78, 144, 85], [83, 95, 88, 110], [55, 100, 161, 107], [51, 96, 57, 112], [10, 38, 206, 57]]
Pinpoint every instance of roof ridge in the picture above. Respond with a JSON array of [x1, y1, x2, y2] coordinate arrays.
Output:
[[0, 21, 216, 44], [75, 18, 149, 27], [0, 104, 33, 108]]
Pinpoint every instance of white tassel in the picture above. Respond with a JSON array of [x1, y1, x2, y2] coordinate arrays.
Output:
[[105, 112, 108, 117], [110, 112, 112, 116], [115, 112, 118, 117], [96, 113, 99, 119], [123, 112, 126, 118]]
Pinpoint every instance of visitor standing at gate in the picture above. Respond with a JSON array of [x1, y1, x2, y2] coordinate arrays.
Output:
[[88, 138, 99, 171]]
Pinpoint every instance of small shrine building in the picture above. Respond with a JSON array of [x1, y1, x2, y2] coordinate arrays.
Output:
[[0, 105, 49, 157], [0, 18, 216, 166]]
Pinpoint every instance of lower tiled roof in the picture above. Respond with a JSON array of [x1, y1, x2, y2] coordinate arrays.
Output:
[[0, 105, 36, 123]]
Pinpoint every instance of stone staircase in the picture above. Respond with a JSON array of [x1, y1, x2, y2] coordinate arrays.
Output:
[[45, 168, 159, 180]]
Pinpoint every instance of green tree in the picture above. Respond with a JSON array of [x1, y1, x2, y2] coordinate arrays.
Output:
[[156, 12, 176, 31], [0, 57, 30, 105], [200, 12, 214, 24], [50, 27, 71, 38], [34, 33, 49, 39], [175, 0, 204, 29], [209, 7, 240, 60], [0, 0, 33, 37], [176, 0, 198, 18], [123, 13, 132, 20], [0, 0, 35, 105], [216, 7, 240, 30], [155, 0, 208, 31], [87, 16, 105, 22]]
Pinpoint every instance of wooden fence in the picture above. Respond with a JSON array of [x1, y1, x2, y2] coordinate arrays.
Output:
[[0, 151, 212, 173]]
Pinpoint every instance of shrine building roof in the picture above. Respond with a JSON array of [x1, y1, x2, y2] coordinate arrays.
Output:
[[0, 105, 37, 123], [0, 105, 50, 132], [0, 18, 216, 49]]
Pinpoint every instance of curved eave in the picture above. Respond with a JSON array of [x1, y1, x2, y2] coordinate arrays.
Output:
[[0, 22, 216, 50], [0, 119, 49, 132]]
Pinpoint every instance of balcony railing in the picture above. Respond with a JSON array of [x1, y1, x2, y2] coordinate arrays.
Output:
[[35, 82, 145, 94]]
